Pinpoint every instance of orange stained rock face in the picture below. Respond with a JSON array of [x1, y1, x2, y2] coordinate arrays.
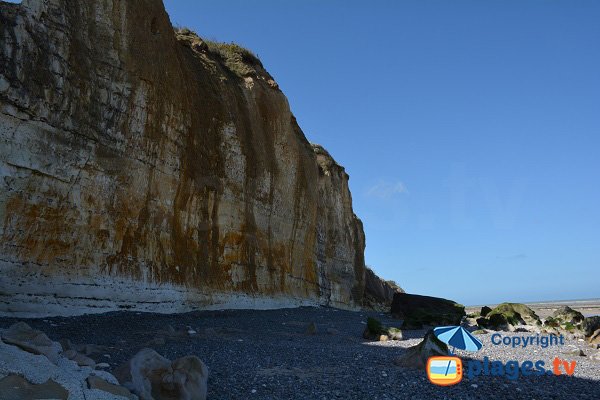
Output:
[[0, 0, 367, 315]]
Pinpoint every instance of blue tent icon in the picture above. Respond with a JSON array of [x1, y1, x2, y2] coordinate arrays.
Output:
[[433, 326, 483, 377], [433, 325, 483, 353]]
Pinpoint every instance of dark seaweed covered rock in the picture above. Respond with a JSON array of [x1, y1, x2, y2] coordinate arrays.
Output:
[[363, 317, 403, 341], [583, 316, 600, 337], [552, 306, 585, 325], [477, 303, 541, 331], [390, 293, 465, 329]]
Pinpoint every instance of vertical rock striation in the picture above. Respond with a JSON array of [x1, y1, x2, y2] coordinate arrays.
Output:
[[0, 0, 371, 316]]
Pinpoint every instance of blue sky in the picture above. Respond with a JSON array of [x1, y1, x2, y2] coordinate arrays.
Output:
[[164, 0, 600, 306]]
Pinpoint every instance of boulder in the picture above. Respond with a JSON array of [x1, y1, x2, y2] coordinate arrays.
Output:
[[1, 322, 62, 364], [365, 317, 385, 337], [64, 349, 96, 368], [391, 293, 465, 329], [394, 330, 449, 369], [583, 316, 600, 337], [115, 348, 171, 399], [305, 322, 318, 335], [363, 318, 403, 341], [0, 374, 68, 400], [480, 306, 492, 317], [115, 348, 208, 400], [588, 329, 600, 345], [477, 303, 540, 331], [387, 327, 404, 341], [169, 356, 210, 400], [563, 348, 586, 357], [478, 313, 510, 331], [0, 329, 126, 399], [552, 306, 584, 325]]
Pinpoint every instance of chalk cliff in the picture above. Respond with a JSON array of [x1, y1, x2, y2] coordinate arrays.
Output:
[[0, 0, 383, 316]]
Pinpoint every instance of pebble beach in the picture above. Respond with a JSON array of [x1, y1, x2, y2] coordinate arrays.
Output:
[[1, 307, 599, 400]]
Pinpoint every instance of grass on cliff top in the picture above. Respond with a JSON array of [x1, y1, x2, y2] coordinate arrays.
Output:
[[205, 41, 261, 75], [175, 27, 261, 76], [386, 280, 404, 293]]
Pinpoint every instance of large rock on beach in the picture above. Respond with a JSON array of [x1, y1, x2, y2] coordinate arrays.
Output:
[[115, 348, 208, 400], [583, 316, 600, 337], [362, 317, 403, 341], [588, 329, 600, 345], [393, 330, 449, 369], [480, 306, 492, 317], [477, 303, 540, 331], [1, 322, 62, 364], [390, 293, 465, 329], [552, 306, 584, 325], [542, 306, 585, 333], [0, 326, 131, 399], [64, 349, 96, 368]]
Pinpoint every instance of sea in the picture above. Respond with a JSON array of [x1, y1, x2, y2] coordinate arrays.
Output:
[[467, 298, 600, 317]]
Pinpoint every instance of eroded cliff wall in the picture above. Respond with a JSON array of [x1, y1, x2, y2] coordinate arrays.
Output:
[[0, 0, 368, 316]]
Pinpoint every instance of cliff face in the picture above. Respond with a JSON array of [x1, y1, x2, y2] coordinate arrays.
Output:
[[363, 267, 404, 311], [0, 0, 368, 316]]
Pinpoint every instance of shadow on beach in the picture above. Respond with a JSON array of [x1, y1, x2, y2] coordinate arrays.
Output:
[[1, 308, 599, 400]]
